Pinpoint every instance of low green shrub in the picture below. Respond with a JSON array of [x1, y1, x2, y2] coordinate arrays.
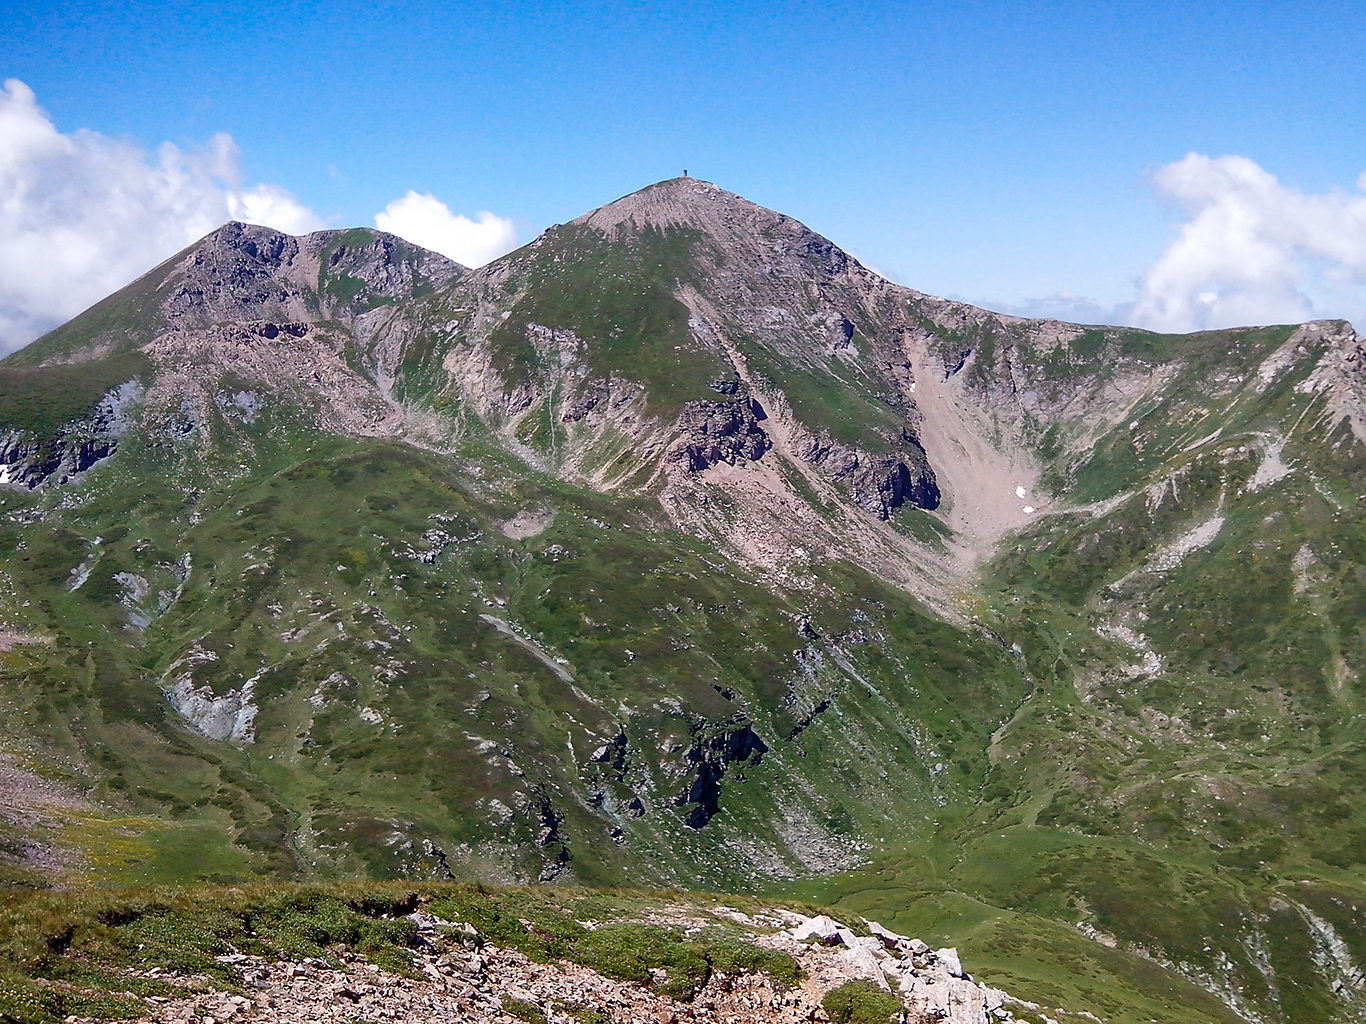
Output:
[[575, 924, 710, 999], [554, 1002, 609, 1024], [424, 889, 802, 999], [500, 996, 547, 1023], [821, 979, 903, 1024], [707, 938, 801, 987], [0, 973, 144, 1024]]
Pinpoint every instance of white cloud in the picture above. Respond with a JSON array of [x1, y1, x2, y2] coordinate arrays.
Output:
[[374, 191, 517, 267], [1131, 153, 1366, 333], [228, 183, 323, 236], [0, 79, 321, 354]]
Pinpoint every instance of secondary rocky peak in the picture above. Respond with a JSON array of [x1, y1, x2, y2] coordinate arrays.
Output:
[[166, 221, 464, 328], [7, 219, 464, 369]]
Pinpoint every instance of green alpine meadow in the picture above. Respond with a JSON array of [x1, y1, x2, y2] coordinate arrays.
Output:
[[0, 177, 1364, 1023]]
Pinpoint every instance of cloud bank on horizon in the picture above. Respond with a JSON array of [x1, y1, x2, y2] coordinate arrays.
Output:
[[4, 76, 1366, 353], [1131, 153, 1366, 333], [0, 81, 519, 354], [985, 154, 1366, 333]]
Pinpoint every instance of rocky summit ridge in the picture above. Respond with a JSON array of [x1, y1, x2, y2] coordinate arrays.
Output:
[[571, 177, 850, 263], [0, 179, 1364, 1024]]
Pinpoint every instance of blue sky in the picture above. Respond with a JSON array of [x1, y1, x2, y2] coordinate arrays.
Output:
[[5, 0, 1366, 346]]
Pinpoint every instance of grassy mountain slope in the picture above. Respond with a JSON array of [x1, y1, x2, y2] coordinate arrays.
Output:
[[0, 179, 1364, 1022]]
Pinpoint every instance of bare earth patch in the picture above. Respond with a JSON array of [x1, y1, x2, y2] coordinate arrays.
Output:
[[0, 751, 91, 877], [501, 510, 555, 539]]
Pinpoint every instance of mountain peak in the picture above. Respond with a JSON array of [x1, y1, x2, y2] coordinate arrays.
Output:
[[563, 176, 871, 290], [572, 176, 785, 236]]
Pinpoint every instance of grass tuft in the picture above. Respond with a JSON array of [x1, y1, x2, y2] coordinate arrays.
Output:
[[820, 980, 902, 1024]]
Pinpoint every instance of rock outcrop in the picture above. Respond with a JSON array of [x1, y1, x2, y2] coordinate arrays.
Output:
[[671, 397, 771, 471], [162, 222, 464, 329], [777, 912, 1021, 1023], [793, 429, 941, 518], [121, 909, 1032, 1024], [675, 724, 769, 828], [6, 177, 1366, 1024], [0, 379, 144, 487]]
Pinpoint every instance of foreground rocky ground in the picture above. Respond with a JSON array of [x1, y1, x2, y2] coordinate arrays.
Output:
[[103, 912, 1072, 1024]]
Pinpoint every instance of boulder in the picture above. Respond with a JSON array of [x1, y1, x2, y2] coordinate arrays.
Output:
[[866, 919, 910, 949], [789, 914, 841, 943], [935, 947, 964, 978]]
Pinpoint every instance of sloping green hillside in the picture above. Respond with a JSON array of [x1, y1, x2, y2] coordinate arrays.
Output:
[[0, 178, 1364, 1022]]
